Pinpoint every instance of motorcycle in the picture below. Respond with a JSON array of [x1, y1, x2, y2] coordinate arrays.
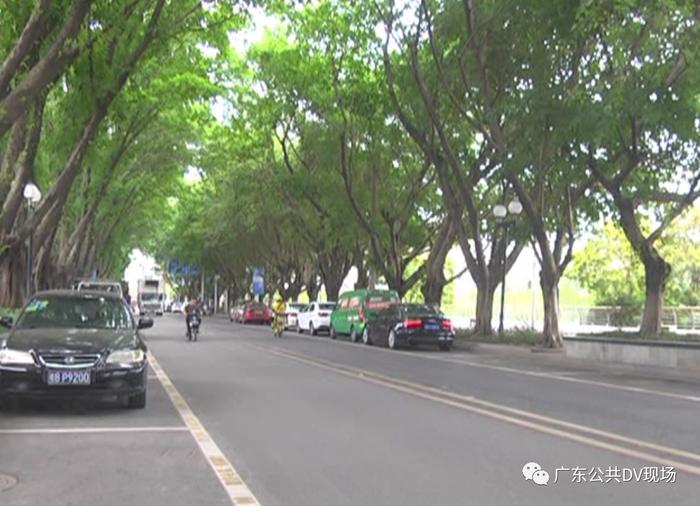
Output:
[[272, 312, 285, 337], [187, 314, 201, 342]]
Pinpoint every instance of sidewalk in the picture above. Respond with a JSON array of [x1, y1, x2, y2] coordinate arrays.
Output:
[[454, 340, 700, 387]]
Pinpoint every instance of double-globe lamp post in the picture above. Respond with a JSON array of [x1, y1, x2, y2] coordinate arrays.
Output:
[[23, 182, 42, 297], [492, 197, 523, 335]]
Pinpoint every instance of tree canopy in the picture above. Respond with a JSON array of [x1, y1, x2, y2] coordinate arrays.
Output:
[[0, 0, 698, 346]]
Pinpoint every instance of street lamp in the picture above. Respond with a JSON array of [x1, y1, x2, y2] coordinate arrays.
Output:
[[493, 196, 522, 335], [23, 182, 42, 297]]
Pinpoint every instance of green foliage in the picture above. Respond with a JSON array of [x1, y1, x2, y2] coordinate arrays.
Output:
[[569, 221, 645, 307], [569, 207, 700, 309], [457, 327, 542, 347]]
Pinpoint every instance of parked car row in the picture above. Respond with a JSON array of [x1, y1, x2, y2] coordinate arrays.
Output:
[[332, 289, 454, 351], [281, 289, 455, 351]]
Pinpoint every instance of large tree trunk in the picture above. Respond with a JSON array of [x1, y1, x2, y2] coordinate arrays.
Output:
[[353, 247, 369, 289], [0, 244, 26, 307], [307, 282, 320, 301], [0, 0, 93, 137], [473, 280, 497, 335], [284, 283, 303, 302], [321, 274, 340, 301], [640, 254, 671, 337], [540, 272, 564, 348], [421, 219, 455, 306], [318, 250, 349, 301], [421, 276, 445, 307]]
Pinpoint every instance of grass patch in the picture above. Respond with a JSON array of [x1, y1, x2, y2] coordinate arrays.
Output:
[[456, 327, 542, 347]]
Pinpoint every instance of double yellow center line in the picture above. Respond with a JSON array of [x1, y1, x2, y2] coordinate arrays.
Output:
[[252, 343, 700, 478]]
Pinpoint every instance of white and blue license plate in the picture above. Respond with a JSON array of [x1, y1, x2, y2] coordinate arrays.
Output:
[[424, 321, 440, 330], [47, 369, 92, 386]]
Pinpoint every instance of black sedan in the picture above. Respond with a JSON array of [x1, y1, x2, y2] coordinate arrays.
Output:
[[0, 290, 152, 409], [362, 303, 454, 351]]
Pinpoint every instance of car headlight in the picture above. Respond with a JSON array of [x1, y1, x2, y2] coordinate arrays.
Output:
[[106, 349, 146, 365], [0, 348, 35, 365]]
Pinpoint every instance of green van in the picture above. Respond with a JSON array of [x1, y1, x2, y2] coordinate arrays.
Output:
[[330, 289, 400, 342]]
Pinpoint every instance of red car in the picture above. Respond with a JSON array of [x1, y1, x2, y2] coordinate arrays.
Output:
[[241, 302, 272, 324]]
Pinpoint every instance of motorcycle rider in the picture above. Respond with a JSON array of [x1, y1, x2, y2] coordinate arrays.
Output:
[[184, 298, 201, 338], [272, 295, 286, 335]]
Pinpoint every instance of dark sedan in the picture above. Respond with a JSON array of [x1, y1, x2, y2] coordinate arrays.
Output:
[[362, 303, 454, 351], [0, 290, 152, 409]]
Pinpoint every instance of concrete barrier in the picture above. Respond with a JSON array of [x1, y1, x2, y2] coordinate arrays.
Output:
[[564, 336, 700, 370]]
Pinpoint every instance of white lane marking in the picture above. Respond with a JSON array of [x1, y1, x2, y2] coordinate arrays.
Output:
[[149, 354, 261, 506], [0, 427, 188, 435], [255, 344, 700, 477], [287, 332, 700, 403]]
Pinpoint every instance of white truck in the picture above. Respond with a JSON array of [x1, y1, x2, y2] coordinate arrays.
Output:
[[137, 278, 165, 316]]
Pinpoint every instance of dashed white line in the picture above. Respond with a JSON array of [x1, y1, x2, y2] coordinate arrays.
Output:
[[149, 354, 262, 506]]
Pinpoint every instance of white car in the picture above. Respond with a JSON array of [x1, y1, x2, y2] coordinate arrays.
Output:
[[285, 303, 307, 330], [297, 302, 336, 335]]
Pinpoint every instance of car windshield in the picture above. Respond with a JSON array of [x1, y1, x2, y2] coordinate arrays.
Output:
[[320, 303, 336, 310], [366, 295, 399, 310], [80, 283, 120, 293], [401, 304, 440, 315], [16, 295, 133, 330], [140, 293, 161, 301]]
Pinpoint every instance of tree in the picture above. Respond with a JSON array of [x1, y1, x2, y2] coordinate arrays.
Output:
[[0, 0, 243, 306], [379, 0, 527, 334], [577, 0, 700, 336], [570, 208, 700, 316]]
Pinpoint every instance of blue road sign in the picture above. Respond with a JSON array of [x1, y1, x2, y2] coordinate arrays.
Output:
[[251, 267, 265, 295]]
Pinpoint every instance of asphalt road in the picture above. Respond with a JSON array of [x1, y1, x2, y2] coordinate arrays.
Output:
[[2, 314, 700, 506]]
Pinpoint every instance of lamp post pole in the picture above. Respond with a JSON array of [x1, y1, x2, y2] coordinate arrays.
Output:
[[214, 275, 220, 314], [498, 221, 509, 335], [23, 183, 42, 298], [493, 196, 522, 336], [26, 211, 33, 296]]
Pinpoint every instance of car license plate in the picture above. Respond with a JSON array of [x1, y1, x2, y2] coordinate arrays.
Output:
[[47, 369, 92, 386], [424, 321, 439, 330]]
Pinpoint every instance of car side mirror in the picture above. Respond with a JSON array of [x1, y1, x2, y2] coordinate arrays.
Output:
[[0, 316, 13, 329], [137, 317, 154, 330]]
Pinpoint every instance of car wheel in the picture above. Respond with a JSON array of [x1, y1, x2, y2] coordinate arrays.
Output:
[[350, 326, 358, 343], [439, 343, 452, 352], [330, 325, 337, 340], [310, 322, 317, 336], [296, 322, 302, 334], [362, 326, 372, 345], [127, 392, 147, 409], [388, 329, 398, 350]]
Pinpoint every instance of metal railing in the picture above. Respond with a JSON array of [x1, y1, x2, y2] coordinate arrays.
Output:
[[449, 305, 700, 334]]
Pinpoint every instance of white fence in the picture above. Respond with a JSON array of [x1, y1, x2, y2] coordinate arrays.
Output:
[[448, 306, 700, 334]]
